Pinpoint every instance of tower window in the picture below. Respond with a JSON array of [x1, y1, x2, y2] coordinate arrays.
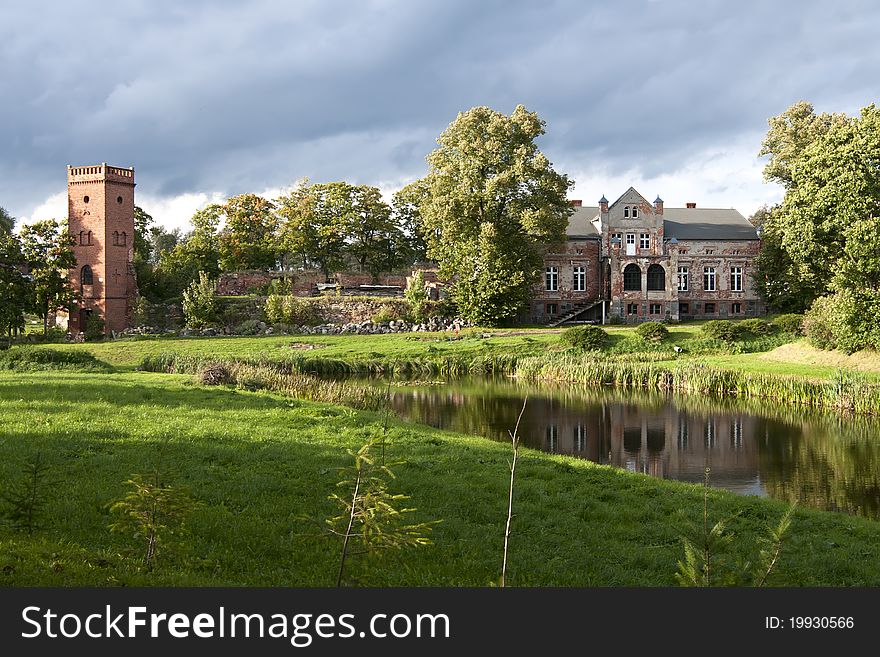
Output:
[[81, 265, 94, 286], [113, 231, 119, 245], [83, 195, 89, 203], [120, 231, 127, 246], [117, 196, 123, 204]]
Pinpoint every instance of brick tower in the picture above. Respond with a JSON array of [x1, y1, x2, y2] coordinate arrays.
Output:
[[67, 164, 138, 334]]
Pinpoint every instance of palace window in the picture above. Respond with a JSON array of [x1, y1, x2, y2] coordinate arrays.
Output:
[[731, 302, 742, 314], [640, 233, 650, 249], [632, 207, 639, 219], [730, 266, 743, 292], [704, 302, 716, 314], [704, 267, 716, 291], [679, 302, 690, 315], [647, 264, 665, 291], [611, 232, 621, 244], [573, 266, 586, 292], [649, 303, 662, 315], [623, 263, 641, 291], [546, 303, 558, 316], [545, 266, 558, 292], [625, 233, 636, 255], [626, 303, 639, 316], [677, 266, 689, 291]]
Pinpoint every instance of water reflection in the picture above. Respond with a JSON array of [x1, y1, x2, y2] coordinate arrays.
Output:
[[381, 378, 880, 519]]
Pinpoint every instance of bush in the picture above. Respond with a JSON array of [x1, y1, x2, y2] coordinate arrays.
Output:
[[803, 290, 880, 353], [264, 295, 323, 326], [739, 318, 774, 337], [561, 325, 609, 351], [233, 319, 264, 335], [702, 320, 742, 342], [405, 271, 428, 322], [636, 321, 668, 342], [84, 313, 105, 341], [772, 314, 804, 336]]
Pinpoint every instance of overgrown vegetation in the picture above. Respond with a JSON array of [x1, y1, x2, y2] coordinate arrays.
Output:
[[182, 271, 219, 329], [635, 321, 668, 342], [561, 325, 609, 351], [0, 347, 108, 372]]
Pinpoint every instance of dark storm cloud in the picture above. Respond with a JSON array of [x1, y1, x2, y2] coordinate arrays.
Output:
[[2, 0, 879, 221]]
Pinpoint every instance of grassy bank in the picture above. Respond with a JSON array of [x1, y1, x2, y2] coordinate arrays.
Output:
[[2, 370, 880, 586]]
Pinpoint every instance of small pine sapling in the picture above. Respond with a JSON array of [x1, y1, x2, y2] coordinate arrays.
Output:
[[1, 452, 51, 535]]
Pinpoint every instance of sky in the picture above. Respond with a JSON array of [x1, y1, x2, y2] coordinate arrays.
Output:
[[3, 0, 879, 231]]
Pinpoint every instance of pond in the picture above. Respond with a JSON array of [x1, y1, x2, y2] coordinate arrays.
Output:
[[374, 376, 880, 519]]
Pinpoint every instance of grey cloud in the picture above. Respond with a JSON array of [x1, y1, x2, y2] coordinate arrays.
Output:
[[2, 0, 879, 223]]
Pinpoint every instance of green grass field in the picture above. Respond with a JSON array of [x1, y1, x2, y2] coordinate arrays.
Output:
[[2, 369, 880, 586]]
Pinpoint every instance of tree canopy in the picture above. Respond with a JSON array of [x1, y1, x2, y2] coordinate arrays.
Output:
[[18, 219, 78, 335], [419, 104, 572, 324]]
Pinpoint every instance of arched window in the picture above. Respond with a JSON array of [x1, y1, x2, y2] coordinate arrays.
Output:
[[87, 231, 93, 245], [79, 230, 85, 245], [623, 263, 641, 291], [647, 264, 666, 291], [120, 231, 127, 246], [81, 265, 94, 286], [623, 206, 630, 218], [632, 207, 639, 218], [113, 231, 119, 245]]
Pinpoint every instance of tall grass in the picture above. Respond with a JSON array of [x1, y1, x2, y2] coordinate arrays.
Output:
[[515, 354, 880, 415]]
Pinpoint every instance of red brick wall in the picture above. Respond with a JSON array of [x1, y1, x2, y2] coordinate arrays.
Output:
[[67, 165, 137, 334]]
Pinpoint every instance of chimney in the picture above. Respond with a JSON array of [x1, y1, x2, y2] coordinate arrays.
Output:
[[686, 202, 697, 209], [599, 195, 609, 213], [569, 199, 582, 207]]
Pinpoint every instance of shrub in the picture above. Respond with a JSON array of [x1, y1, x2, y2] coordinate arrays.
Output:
[[803, 290, 880, 354], [405, 271, 428, 322], [772, 314, 804, 336], [182, 271, 218, 329], [264, 295, 323, 326], [561, 325, 609, 351], [702, 320, 742, 342], [0, 347, 108, 371], [84, 313, 106, 341], [233, 319, 264, 335], [636, 321, 668, 342], [739, 318, 773, 337]]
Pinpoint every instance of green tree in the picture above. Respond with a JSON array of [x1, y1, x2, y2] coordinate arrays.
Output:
[[420, 105, 572, 325], [153, 206, 221, 300], [181, 271, 218, 329], [391, 180, 430, 263], [18, 219, 77, 336], [757, 103, 880, 312], [218, 194, 278, 271], [0, 207, 14, 235], [344, 184, 406, 278], [0, 232, 32, 344], [276, 182, 348, 278]]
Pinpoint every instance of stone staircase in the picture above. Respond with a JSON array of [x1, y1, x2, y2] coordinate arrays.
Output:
[[549, 299, 605, 327]]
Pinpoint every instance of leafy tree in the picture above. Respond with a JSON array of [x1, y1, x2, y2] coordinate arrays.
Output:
[[277, 182, 348, 278], [756, 103, 880, 313], [153, 206, 221, 300], [181, 271, 218, 329], [759, 100, 850, 189], [0, 206, 14, 235], [405, 270, 427, 321], [18, 219, 77, 336], [420, 105, 572, 325], [218, 194, 278, 271], [344, 184, 406, 278], [391, 180, 430, 263], [0, 233, 32, 344]]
